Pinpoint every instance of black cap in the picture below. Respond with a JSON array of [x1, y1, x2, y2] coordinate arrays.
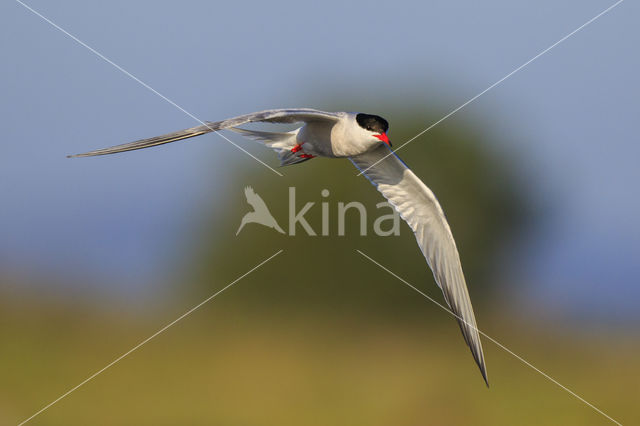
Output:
[[356, 113, 389, 133]]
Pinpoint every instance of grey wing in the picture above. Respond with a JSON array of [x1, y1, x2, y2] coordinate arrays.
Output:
[[351, 145, 488, 385], [68, 108, 342, 158]]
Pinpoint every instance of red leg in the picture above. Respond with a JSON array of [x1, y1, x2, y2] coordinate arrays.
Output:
[[300, 154, 315, 159], [291, 143, 304, 153]]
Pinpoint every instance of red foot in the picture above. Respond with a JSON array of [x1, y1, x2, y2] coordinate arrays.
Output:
[[291, 143, 304, 153], [300, 154, 315, 159]]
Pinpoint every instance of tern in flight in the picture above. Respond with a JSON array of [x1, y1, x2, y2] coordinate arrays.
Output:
[[70, 108, 488, 384]]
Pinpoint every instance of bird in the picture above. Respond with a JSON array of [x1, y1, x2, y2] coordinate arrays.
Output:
[[69, 108, 488, 385], [236, 186, 285, 235]]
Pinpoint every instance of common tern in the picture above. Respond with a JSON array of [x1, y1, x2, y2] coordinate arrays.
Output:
[[70, 108, 488, 384]]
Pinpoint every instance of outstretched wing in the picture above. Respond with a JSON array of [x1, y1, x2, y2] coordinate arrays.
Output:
[[68, 109, 343, 158], [351, 144, 488, 385]]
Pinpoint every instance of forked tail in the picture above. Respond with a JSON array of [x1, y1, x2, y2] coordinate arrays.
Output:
[[229, 127, 311, 166]]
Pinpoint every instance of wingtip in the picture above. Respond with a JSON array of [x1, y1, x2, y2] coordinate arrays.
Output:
[[461, 323, 489, 387], [480, 367, 489, 388], [474, 356, 489, 387], [466, 337, 489, 387]]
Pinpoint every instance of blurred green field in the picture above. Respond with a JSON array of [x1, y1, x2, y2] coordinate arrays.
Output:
[[2, 290, 637, 426]]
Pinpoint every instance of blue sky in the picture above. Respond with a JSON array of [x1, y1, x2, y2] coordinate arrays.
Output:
[[1, 0, 638, 318]]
